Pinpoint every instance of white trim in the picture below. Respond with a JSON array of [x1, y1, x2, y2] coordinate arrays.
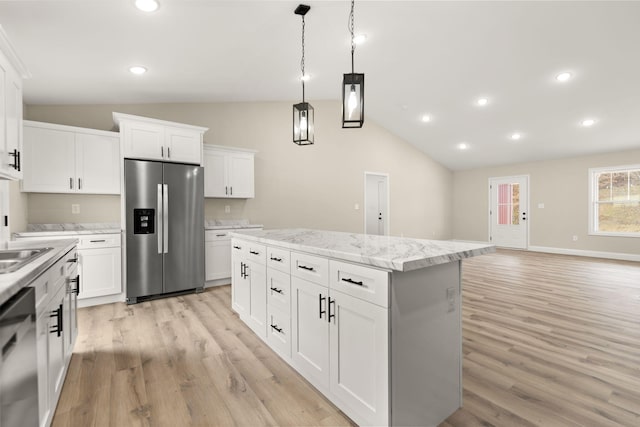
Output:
[[364, 172, 390, 236], [528, 245, 640, 262], [588, 164, 640, 237], [203, 143, 258, 154], [113, 112, 209, 132], [488, 175, 530, 249], [24, 119, 119, 137], [0, 25, 31, 78]]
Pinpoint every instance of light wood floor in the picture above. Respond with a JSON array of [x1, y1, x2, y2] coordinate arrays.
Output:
[[52, 250, 640, 426]]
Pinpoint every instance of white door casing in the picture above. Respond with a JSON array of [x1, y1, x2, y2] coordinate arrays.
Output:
[[364, 172, 389, 236], [489, 175, 529, 249]]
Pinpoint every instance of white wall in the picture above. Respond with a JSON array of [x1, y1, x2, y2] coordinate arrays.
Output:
[[453, 148, 640, 256], [23, 101, 453, 239]]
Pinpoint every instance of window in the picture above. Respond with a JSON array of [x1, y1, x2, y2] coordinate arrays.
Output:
[[497, 183, 520, 225], [589, 165, 640, 236]]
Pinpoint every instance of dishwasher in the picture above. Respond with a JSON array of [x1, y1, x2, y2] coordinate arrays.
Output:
[[0, 287, 38, 427]]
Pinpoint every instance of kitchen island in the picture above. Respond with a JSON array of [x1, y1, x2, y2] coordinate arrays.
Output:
[[230, 229, 494, 427]]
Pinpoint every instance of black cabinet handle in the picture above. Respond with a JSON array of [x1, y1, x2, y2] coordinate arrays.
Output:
[[230, 186, 233, 195], [249, 250, 260, 255], [240, 263, 245, 278], [319, 293, 326, 319], [78, 178, 82, 190], [216, 234, 226, 237], [341, 278, 364, 287], [67, 257, 78, 263], [270, 256, 283, 262], [298, 264, 315, 272], [8, 149, 20, 171], [68, 275, 80, 295], [270, 287, 283, 294], [233, 245, 242, 250], [225, 186, 228, 195], [69, 177, 73, 190], [167, 147, 171, 158], [90, 239, 106, 243], [49, 304, 63, 337], [328, 298, 336, 323], [270, 324, 283, 333]]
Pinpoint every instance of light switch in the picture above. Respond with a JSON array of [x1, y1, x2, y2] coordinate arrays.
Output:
[[71, 204, 80, 214], [354, 203, 360, 210], [538, 203, 545, 209], [224, 205, 231, 214]]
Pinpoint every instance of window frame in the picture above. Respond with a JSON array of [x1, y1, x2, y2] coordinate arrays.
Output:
[[588, 164, 640, 238]]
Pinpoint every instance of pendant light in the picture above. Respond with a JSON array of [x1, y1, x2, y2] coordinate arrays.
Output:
[[293, 4, 314, 145], [342, 0, 364, 128]]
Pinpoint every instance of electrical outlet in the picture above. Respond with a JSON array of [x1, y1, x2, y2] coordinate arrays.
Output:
[[446, 287, 455, 313], [224, 205, 231, 214], [354, 203, 360, 210], [71, 204, 80, 214], [572, 235, 578, 241], [538, 203, 545, 209]]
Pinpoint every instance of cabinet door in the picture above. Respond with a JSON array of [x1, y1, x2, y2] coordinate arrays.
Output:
[[121, 121, 164, 161], [231, 257, 249, 317], [36, 309, 51, 427], [228, 153, 254, 198], [165, 126, 201, 164], [291, 277, 330, 390], [75, 132, 120, 194], [246, 260, 267, 339], [4, 67, 22, 180], [205, 238, 231, 281], [77, 247, 122, 299], [329, 290, 389, 425], [48, 286, 66, 406], [0, 57, 7, 177], [203, 150, 228, 197], [22, 125, 76, 192]]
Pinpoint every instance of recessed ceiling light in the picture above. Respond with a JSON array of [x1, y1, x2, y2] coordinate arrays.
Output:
[[511, 132, 522, 140], [135, 0, 159, 12], [476, 97, 489, 107], [300, 74, 310, 81], [421, 114, 431, 123], [129, 65, 147, 75], [353, 34, 367, 45], [581, 118, 597, 127], [457, 142, 469, 150], [556, 72, 572, 82]]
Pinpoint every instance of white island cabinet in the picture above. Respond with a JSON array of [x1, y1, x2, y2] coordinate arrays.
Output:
[[231, 229, 494, 427]]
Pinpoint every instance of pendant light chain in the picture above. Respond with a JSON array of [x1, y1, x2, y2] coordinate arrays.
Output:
[[349, 0, 355, 73], [301, 15, 306, 102]]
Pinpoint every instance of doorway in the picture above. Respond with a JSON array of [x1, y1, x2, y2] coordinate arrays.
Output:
[[489, 175, 529, 249], [364, 172, 389, 236]]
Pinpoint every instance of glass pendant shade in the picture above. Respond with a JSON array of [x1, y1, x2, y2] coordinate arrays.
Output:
[[342, 73, 364, 128], [293, 101, 314, 145]]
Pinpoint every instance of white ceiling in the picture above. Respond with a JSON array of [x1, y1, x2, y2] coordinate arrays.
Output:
[[1, 0, 639, 170]]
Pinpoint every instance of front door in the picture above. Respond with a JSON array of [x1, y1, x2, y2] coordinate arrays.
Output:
[[489, 175, 529, 249], [365, 173, 389, 235]]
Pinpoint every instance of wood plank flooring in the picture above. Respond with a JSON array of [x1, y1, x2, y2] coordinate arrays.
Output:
[[52, 249, 640, 426]]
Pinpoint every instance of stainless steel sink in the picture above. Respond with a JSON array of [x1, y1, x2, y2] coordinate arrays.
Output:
[[0, 248, 53, 274]]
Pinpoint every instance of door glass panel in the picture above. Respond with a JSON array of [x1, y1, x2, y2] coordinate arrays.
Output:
[[497, 183, 519, 225]]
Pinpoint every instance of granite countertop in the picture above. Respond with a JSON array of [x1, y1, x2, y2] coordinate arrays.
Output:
[[0, 238, 78, 306], [230, 229, 495, 272], [13, 222, 121, 238], [205, 219, 263, 230]]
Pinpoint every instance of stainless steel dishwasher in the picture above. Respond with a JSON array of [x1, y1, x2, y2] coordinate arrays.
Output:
[[0, 287, 38, 427]]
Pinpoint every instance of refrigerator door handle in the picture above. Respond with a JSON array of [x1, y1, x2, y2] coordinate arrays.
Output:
[[157, 184, 163, 254], [163, 184, 169, 254]]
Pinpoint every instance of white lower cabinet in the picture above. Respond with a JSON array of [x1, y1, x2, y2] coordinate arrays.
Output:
[[233, 238, 390, 426], [78, 246, 121, 299], [205, 230, 232, 281]]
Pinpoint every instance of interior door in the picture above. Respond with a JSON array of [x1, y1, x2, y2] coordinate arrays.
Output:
[[365, 173, 389, 235], [489, 175, 529, 249]]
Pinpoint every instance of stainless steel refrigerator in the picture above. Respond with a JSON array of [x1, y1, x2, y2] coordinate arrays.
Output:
[[125, 159, 204, 304]]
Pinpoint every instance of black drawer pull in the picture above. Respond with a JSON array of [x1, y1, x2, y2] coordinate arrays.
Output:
[[216, 234, 226, 237], [67, 257, 78, 263], [298, 264, 315, 272], [319, 293, 326, 319], [249, 250, 260, 255], [270, 287, 283, 294], [341, 278, 364, 286], [270, 324, 283, 333], [233, 245, 242, 250], [328, 298, 336, 323], [270, 256, 283, 262], [90, 239, 106, 243]]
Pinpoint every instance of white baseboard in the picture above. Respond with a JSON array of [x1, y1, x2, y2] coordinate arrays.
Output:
[[527, 246, 640, 262], [205, 278, 231, 288], [78, 292, 125, 308]]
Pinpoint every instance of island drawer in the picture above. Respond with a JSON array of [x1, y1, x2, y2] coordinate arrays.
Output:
[[205, 230, 231, 241], [246, 243, 266, 265], [266, 247, 290, 273], [266, 306, 291, 359], [329, 261, 389, 307], [291, 252, 329, 286], [267, 269, 291, 314]]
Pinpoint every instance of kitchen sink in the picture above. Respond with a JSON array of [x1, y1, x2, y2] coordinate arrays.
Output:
[[0, 248, 53, 274]]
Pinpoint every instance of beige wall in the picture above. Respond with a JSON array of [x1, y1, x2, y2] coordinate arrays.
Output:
[[24, 101, 453, 239], [8, 180, 28, 234], [453, 148, 640, 255]]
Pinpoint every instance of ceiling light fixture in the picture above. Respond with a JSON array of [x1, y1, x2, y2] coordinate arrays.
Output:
[[457, 142, 469, 150], [511, 132, 522, 140], [556, 72, 572, 82], [134, 0, 159, 12], [353, 34, 367, 45], [293, 4, 314, 145], [129, 65, 147, 75], [342, 0, 364, 128], [581, 118, 596, 127], [476, 97, 489, 107], [421, 114, 431, 123]]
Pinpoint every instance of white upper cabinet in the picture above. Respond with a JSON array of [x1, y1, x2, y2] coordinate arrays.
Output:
[[113, 112, 208, 165], [0, 26, 30, 180], [203, 144, 256, 198], [22, 121, 120, 194]]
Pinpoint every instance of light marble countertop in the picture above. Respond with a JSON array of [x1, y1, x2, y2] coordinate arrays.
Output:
[[0, 238, 78, 306], [14, 223, 121, 238], [230, 229, 494, 272], [205, 219, 263, 230]]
